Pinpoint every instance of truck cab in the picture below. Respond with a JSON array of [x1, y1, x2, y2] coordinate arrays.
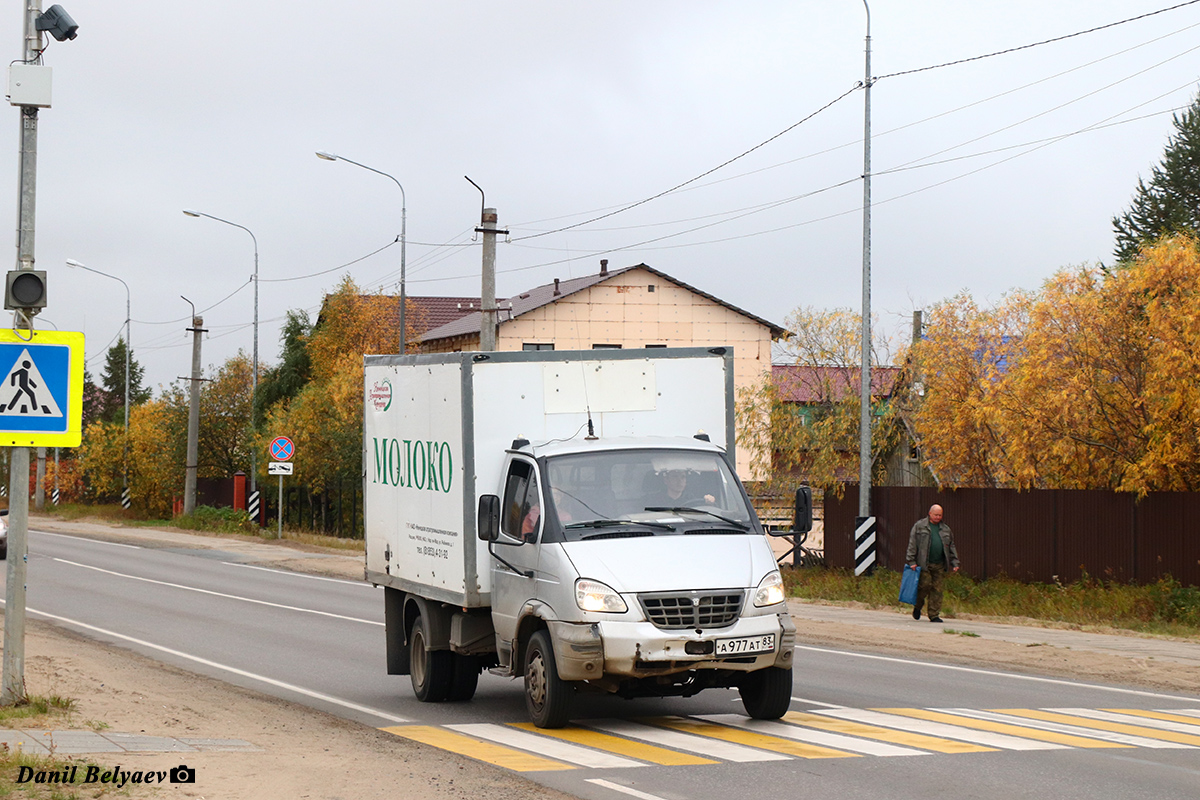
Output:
[[479, 436, 794, 727]]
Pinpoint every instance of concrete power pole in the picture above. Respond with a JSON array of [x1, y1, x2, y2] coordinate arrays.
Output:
[[3, 0, 44, 706], [478, 207, 500, 352], [183, 315, 205, 515]]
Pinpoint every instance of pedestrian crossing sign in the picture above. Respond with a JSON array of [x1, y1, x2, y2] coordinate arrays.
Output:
[[0, 329, 84, 446]]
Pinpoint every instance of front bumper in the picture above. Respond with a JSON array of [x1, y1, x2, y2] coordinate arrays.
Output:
[[549, 609, 795, 680]]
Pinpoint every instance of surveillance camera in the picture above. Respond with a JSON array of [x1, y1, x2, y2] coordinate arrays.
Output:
[[35, 4, 79, 42]]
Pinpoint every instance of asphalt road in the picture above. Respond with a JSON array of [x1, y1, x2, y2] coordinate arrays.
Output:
[[6, 528, 1200, 800]]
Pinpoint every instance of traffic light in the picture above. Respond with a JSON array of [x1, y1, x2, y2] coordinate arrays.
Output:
[[5, 270, 47, 311]]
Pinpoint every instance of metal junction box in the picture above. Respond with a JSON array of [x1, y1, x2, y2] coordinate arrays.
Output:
[[7, 65, 52, 108]]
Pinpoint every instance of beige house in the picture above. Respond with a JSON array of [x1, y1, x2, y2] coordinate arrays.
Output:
[[416, 261, 784, 474]]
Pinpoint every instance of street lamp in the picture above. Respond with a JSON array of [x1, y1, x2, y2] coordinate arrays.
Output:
[[182, 209, 259, 493], [315, 151, 408, 353], [65, 259, 130, 501]]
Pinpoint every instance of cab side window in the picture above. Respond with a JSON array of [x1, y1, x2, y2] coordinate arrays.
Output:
[[502, 460, 540, 540]]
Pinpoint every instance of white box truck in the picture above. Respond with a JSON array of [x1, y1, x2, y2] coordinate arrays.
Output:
[[363, 348, 805, 727]]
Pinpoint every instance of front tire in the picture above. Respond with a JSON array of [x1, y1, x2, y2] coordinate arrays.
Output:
[[410, 612, 452, 702], [739, 666, 792, 719], [524, 630, 572, 728]]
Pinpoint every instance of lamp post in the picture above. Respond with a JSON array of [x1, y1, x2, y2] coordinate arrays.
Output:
[[182, 210, 259, 494], [315, 151, 408, 353], [65, 259, 130, 502]]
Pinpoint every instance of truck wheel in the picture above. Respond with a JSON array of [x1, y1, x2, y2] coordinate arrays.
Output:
[[739, 666, 792, 720], [524, 630, 571, 728], [448, 654, 480, 701], [410, 613, 452, 702]]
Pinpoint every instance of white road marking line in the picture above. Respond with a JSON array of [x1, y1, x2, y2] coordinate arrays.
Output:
[[946, 709, 1191, 749], [813, 708, 1064, 750], [448, 724, 643, 769], [1048, 708, 1200, 735], [793, 643, 1200, 702], [48, 557, 383, 626], [698, 714, 927, 757], [31, 530, 142, 549], [583, 719, 789, 762], [223, 562, 372, 586], [7, 604, 408, 724], [586, 779, 670, 800]]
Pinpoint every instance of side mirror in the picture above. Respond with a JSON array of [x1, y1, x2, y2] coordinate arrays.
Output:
[[477, 495, 500, 542], [793, 486, 813, 534]]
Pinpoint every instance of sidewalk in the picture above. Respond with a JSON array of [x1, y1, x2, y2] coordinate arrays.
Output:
[[0, 729, 259, 755], [788, 598, 1200, 668]]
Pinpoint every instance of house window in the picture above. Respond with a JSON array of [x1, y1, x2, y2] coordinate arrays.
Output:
[[592, 344, 622, 350], [523, 343, 554, 351], [645, 344, 667, 349], [648, 285, 656, 293]]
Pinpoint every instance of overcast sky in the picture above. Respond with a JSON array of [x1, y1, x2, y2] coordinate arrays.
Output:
[[5, 1, 1199, 389]]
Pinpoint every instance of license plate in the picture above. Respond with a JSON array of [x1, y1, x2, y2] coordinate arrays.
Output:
[[714, 633, 775, 656]]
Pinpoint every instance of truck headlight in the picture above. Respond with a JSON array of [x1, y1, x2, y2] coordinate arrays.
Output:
[[576, 579, 628, 613], [753, 571, 785, 607]]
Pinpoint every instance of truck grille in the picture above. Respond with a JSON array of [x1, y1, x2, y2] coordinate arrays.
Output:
[[638, 592, 744, 630]]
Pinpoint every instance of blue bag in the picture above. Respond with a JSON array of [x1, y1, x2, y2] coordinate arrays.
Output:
[[898, 566, 921, 606]]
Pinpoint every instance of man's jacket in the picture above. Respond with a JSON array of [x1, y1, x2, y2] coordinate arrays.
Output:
[[905, 518, 960, 570]]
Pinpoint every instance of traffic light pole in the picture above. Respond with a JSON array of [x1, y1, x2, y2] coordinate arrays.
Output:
[[3, 1, 45, 707]]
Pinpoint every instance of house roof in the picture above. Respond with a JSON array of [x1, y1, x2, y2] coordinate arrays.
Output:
[[407, 296, 486, 337], [771, 364, 901, 403], [418, 263, 786, 343]]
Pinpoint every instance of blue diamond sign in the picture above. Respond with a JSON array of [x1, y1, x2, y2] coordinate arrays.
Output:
[[0, 329, 85, 447]]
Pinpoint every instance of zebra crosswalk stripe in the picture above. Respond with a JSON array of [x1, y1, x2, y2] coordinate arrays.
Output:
[[901, 708, 1128, 748], [1117, 709, 1200, 727], [509, 722, 716, 765], [380, 725, 573, 772], [783, 711, 993, 753], [955, 709, 1189, 748], [993, 709, 1200, 747], [1048, 708, 1200, 738], [819, 708, 1064, 750], [698, 714, 926, 757], [640, 716, 858, 760], [448, 723, 643, 769], [584, 719, 789, 762]]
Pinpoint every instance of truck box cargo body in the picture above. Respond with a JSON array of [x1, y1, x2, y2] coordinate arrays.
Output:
[[363, 348, 796, 727]]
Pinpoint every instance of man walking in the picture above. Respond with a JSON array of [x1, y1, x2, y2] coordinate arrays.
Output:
[[905, 504, 959, 622]]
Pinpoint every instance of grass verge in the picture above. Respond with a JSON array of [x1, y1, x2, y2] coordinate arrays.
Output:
[[0, 695, 127, 799], [784, 566, 1200, 638]]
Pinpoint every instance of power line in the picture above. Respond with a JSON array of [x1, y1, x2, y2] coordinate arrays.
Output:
[[876, 0, 1200, 81], [508, 83, 863, 242]]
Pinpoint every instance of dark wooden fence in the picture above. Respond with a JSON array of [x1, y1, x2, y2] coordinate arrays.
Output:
[[824, 486, 1200, 587]]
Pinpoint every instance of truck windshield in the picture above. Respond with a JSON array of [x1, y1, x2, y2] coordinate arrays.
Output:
[[543, 449, 755, 541]]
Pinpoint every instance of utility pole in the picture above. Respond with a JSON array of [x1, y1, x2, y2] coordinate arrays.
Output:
[[479, 207, 500, 352], [183, 313, 205, 515], [3, 0, 43, 707], [855, 0, 878, 577]]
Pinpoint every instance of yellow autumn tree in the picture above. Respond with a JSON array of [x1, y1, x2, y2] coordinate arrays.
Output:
[[911, 236, 1200, 494], [737, 307, 901, 495], [263, 277, 402, 494]]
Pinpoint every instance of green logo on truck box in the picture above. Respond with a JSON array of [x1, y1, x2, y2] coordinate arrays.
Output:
[[371, 437, 454, 493]]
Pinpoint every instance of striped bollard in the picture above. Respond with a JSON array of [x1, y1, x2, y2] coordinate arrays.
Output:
[[247, 490, 261, 525], [854, 516, 877, 576], [52, 487, 59, 505], [121, 486, 132, 510]]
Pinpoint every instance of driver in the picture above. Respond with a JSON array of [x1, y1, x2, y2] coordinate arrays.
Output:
[[646, 469, 715, 508]]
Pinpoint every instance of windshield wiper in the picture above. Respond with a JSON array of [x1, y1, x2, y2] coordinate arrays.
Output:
[[644, 507, 750, 530], [564, 518, 676, 532]]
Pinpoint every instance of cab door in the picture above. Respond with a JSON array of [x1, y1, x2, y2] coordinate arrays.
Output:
[[490, 456, 543, 661]]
